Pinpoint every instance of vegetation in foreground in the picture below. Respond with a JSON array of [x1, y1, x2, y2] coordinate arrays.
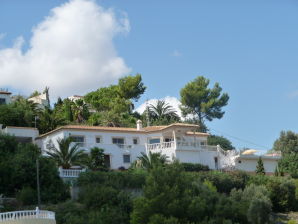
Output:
[[1, 133, 297, 224]]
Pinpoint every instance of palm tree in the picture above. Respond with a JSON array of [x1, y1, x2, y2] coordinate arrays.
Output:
[[71, 99, 89, 123], [13, 96, 41, 127], [136, 152, 168, 170], [148, 100, 180, 123], [46, 137, 87, 169], [38, 107, 65, 134]]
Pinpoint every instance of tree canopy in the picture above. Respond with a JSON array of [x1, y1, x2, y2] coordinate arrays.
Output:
[[180, 76, 229, 131], [207, 135, 234, 151], [273, 131, 298, 177], [146, 100, 180, 125], [84, 74, 146, 127]]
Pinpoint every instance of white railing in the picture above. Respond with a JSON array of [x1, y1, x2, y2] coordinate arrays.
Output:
[[176, 141, 218, 151], [146, 141, 219, 152], [58, 168, 86, 178], [147, 141, 175, 150], [0, 209, 55, 222]]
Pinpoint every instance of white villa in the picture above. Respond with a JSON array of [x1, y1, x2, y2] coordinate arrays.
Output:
[[36, 121, 233, 170], [0, 120, 281, 175], [28, 94, 49, 109]]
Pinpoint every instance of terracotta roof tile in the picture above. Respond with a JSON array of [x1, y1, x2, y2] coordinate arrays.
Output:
[[0, 91, 12, 95], [186, 131, 210, 137], [37, 123, 200, 139]]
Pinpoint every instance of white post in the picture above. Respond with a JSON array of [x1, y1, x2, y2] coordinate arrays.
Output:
[[58, 167, 63, 177], [172, 129, 176, 149], [36, 207, 39, 218]]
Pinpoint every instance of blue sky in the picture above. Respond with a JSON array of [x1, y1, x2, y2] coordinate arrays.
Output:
[[1, 0, 298, 151]]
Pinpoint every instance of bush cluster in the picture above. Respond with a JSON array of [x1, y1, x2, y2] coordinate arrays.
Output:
[[181, 162, 209, 172], [0, 134, 69, 210]]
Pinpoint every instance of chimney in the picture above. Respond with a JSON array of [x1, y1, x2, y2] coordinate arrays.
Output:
[[136, 120, 142, 130]]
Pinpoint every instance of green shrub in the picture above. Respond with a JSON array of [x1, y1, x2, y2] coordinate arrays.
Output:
[[193, 171, 248, 194], [266, 178, 296, 212], [148, 214, 180, 224], [229, 184, 272, 224], [181, 163, 209, 172], [78, 170, 147, 189], [247, 196, 272, 224], [16, 187, 36, 206], [45, 201, 86, 224], [287, 220, 297, 224]]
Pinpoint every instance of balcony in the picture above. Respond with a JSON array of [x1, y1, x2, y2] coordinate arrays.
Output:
[[146, 141, 220, 152], [0, 208, 55, 223], [58, 168, 86, 178], [146, 141, 175, 151]]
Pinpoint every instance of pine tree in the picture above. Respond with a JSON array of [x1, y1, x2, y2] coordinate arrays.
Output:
[[256, 157, 265, 175]]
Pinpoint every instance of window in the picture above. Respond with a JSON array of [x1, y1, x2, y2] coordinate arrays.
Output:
[[133, 138, 138, 145], [200, 141, 207, 146], [71, 136, 85, 146], [123, 154, 131, 163], [0, 98, 5, 105], [95, 137, 101, 143], [149, 138, 160, 144], [112, 138, 124, 145], [214, 157, 218, 170], [164, 138, 173, 142], [104, 154, 111, 168]]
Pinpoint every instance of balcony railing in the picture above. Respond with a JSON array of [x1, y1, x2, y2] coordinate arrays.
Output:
[[0, 209, 55, 222], [58, 168, 86, 178], [146, 141, 219, 151], [147, 141, 175, 150]]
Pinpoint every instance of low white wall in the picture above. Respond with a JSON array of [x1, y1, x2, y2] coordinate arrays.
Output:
[[236, 158, 279, 173], [4, 127, 39, 138], [175, 150, 218, 169]]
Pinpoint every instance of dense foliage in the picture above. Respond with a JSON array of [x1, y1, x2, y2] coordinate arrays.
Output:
[[46, 164, 298, 224], [85, 74, 146, 127], [180, 76, 229, 132], [207, 135, 234, 150], [273, 131, 298, 177], [0, 134, 69, 209]]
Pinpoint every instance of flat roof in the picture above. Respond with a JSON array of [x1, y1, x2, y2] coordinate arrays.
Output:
[[237, 154, 281, 160]]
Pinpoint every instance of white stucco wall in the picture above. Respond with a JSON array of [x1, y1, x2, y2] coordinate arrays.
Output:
[[38, 127, 222, 170], [176, 150, 219, 169], [3, 127, 39, 143], [0, 93, 11, 104], [235, 157, 279, 173], [39, 130, 148, 169]]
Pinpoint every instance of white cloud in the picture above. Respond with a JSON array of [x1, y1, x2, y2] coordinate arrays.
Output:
[[136, 96, 182, 117], [0, 0, 131, 99], [171, 49, 181, 57]]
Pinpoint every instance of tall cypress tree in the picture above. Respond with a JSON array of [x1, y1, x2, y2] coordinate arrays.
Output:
[[256, 157, 265, 175]]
